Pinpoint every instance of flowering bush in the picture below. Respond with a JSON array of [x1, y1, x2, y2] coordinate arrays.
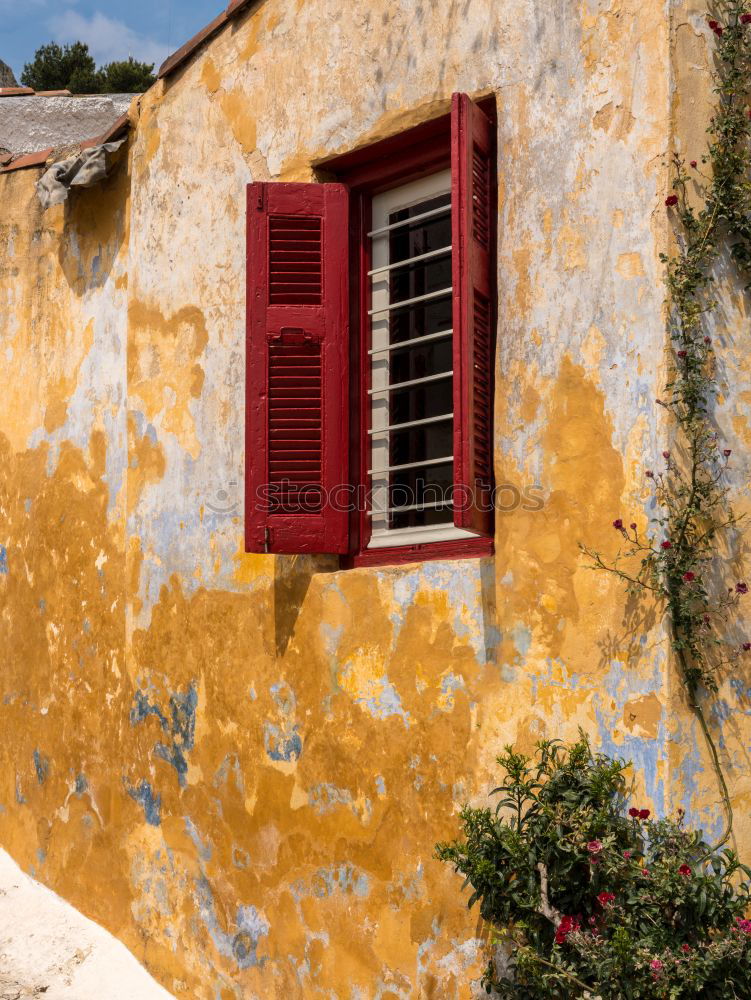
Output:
[[436, 738, 751, 998]]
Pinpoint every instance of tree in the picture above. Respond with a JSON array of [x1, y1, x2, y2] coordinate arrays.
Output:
[[20, 42, 102, 93], [20, 43, 156, 94], [100, 57, 155, 93]]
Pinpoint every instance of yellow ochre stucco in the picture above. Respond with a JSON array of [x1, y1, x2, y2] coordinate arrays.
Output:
[[2, 1, 751, 996]]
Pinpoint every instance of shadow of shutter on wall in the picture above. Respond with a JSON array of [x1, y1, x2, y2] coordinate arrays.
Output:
[[451, 93, 495, 537], [246, 182, 350, 554]]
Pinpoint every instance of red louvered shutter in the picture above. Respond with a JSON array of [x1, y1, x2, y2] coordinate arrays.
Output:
[[245, 182, 350, 554], [451, 93, 495, 536]]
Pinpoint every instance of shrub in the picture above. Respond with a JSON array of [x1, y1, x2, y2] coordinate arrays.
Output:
[[436, 738, 751, 998]]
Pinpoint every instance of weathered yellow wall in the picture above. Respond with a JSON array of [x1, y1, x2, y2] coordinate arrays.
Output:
[[1, 1, 747, 996]]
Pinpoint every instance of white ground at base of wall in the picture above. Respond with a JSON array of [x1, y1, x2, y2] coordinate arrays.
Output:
[[0, 849, 173, 1000]]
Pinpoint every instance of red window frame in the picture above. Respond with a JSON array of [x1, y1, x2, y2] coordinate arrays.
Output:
[[324, 99, 497, 567]]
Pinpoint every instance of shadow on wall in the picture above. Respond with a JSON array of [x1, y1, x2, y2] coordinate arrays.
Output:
[[480, 557, 500, 665], [273, 554, 338, 656], [57, 142, 129, 295]]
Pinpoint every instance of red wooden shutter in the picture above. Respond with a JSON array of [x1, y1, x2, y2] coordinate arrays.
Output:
[[451, 93, 495, 536], [245, 182, 350, 554]]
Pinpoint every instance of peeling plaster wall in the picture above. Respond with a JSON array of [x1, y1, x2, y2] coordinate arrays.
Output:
[[1, 1, 748, 997]]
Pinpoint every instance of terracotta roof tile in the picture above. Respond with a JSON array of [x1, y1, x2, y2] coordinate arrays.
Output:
[[225, 0, 255, 14], [36, 90, 72, 97], [0, 152, 12, 166], [1, 147, 53, 173], [0, 87, 35, 97], [157, 0, 257, 79]]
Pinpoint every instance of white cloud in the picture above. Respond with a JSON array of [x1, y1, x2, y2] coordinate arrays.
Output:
[[47, 9, 169, 68]]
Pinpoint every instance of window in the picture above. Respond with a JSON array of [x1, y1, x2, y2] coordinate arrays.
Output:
[[245, 93, 496, 565], [368, 169, 472, 549]]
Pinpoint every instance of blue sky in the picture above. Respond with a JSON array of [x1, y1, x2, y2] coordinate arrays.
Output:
[[3, 0, 220, 80]]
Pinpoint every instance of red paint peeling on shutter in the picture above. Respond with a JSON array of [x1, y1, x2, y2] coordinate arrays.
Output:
[[451, 93, 495, 537], [246, 182, 350, 554]]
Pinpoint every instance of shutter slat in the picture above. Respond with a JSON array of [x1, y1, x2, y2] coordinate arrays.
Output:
[[451, 93, 495, 537], [246, 181, 350, 553]]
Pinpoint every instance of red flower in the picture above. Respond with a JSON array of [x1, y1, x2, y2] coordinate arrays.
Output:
[[678, 863, 692, 877], [737, 582, 748, 595], [623, 850, 632, 859], [742, 13, 751, 23], [736, 917, 751, 934], [630, 522, 637, 530], [662, 450, 671, 459], [677, 350, 687, 358], [665, 194, 679, 207], [682, 572, 695, 582], [642, 868, 650, 876], [646, 470, 654, 478], [704, 336, 711, 344], [651, 958, 664, 973], [690, 160, 697, 168], [613, 518, 624, 530], [597, 891, 616, 906], [555, 915, 581, 944], [714, 26, 724, 35], [681, 943, 692, 953], [587, 840, 603, 854], [661, 541, 672, 551], [742, 642, 751, 652], [629, 807, 640, 818], [639, 809, 650, 820], [724, 449, 732, 457], [708, 19, 719, 28]]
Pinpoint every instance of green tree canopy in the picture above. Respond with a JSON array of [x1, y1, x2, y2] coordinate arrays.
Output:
[[99, 57, 156, 94], [20, 42, 155, 94]]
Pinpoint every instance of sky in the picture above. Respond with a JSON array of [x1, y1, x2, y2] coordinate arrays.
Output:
[[2, 0, 220, 81]]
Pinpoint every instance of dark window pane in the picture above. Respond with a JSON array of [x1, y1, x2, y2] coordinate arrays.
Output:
[[389, 375, 452, 425], [387, 460, 454, 530], [388, 294, 452, 345], [388, 251, 451, 305], [389, 337, 452, 385], [388, 418, 452, 466]]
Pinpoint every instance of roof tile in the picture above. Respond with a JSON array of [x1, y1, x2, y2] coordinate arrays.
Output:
[[0, 87, 35, 97], [1, 147, 53, 173]]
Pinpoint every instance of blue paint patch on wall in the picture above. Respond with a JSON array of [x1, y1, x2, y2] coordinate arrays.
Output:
[[264, 722, 302, 762], [125, 779, 161, 826], [131, 682, 197, 788], [308, 782, 353, 815], [291, 864, 370, 902], [32, 749, 49, 785], [74, 773, 88, 796], [130, 689, 168, 729], [0, 546, 8, 575], [194, 875, 269, 969], [346, 670, 412, 726], [184, 816, 212, 861]]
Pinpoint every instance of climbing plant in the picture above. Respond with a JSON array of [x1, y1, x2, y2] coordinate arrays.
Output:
[[438, 3, 751, 996], [581, 0, 751, 850]]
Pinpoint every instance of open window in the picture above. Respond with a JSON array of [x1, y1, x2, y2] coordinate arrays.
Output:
[[246, 93, 497, 565]]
